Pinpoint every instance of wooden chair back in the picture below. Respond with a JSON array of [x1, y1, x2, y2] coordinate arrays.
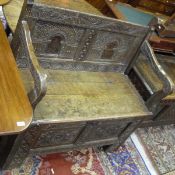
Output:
[[12, 0, 149, 73]]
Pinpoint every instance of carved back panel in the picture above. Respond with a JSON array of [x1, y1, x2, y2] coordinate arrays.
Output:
[[13, 0, 149, 73]]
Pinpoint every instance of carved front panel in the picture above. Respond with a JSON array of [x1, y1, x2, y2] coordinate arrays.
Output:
[[76, 120, 130, 143], [33, 124, 84, 148]]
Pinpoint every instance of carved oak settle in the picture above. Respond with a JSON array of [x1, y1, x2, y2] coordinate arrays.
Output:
[[0, 0, 172, 170]]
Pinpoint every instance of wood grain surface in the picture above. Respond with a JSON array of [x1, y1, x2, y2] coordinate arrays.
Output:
[[19, 68, 151, 122], [0, 0, 10, 5], [0, 21, 32, 135]]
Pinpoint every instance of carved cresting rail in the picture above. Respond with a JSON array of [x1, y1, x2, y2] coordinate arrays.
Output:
[[12, 0, 150, 73]]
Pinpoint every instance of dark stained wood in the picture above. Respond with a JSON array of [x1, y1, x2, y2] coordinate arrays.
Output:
[[1, 0, 162, 169], [149, 33, 175, 54], [129, 0, 175, 16], [0, 21, 32, 135], [156, 13, 175, 38]]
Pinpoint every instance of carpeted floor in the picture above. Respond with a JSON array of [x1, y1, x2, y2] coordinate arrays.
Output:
[[3, 124, 175, 175], [3, 137, 149, 175], [135, 125, 175, 174]]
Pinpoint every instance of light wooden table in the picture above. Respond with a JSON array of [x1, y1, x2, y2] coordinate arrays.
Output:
[[0, 21, 32, 135], [0, 0, 10, 5]]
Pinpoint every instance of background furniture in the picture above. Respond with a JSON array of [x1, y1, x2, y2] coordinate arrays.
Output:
[[85, 0, 175, 16], [106, 0, 175, 55], [156, 13, 175, 38], [149, 34, 175, 54], [105, 1, 158, 26], [128, 0, 175, 16]]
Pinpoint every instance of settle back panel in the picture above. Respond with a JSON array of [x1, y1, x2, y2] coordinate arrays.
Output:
[[13, 0, 149, 73]]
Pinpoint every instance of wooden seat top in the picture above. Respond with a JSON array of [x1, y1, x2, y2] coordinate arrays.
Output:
[[20, 69, 151, 122], [0, 21, 32, 135], [3, 0, 103, 33]]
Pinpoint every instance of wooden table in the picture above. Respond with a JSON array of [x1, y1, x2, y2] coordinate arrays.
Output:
[[0, 21, 32, 135], [0, 0, 9, 5], [2, 0, 103, 33]]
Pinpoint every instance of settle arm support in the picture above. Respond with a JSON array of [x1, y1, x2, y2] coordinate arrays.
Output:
[[21, 20, 47, 108], [141, 40, 174, 113]]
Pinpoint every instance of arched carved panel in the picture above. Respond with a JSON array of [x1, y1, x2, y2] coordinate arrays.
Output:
[[86, 31, 134, 64], [31, 21, 85, 59], [46, 35, 65, 55]]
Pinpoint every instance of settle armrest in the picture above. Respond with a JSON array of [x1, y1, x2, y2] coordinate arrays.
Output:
[[21, 20, 47, 108], [141, 40, 174, 113]]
